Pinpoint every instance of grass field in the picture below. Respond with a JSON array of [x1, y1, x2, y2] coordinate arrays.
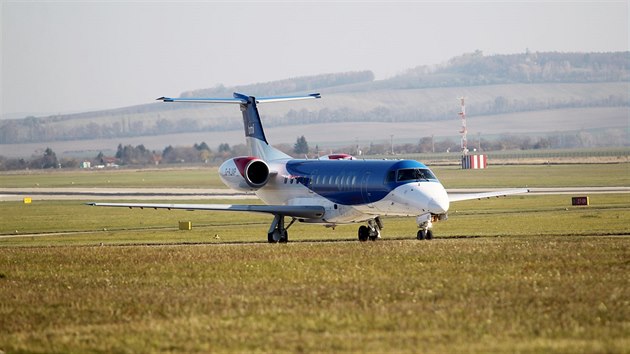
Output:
[[1, 164, 629, 353], [0, 167, 225, 189], [1, 194, 629, 243], [0, 237, 628, 353]]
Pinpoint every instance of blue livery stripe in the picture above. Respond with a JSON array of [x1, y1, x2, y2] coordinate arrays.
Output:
[[285, 159, 436, 205]]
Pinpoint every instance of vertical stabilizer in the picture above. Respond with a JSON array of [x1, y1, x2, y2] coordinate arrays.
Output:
[[234, 93, 291, 161], [157, 92, 320, 161]]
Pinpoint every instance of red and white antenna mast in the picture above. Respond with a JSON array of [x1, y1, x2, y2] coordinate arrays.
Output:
[[459, 97, 468, 155]]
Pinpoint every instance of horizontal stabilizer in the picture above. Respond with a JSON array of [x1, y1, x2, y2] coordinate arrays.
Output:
[[156, 97, 244, 104], [256, 93, 321, 104], [156, 92, 320, 160], [157, 92, 320, 104]]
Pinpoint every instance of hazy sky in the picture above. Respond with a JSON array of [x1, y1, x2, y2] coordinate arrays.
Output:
[[1, 0, 628, 116]]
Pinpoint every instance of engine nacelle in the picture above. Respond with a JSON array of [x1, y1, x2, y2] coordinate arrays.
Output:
[[219, 156, 271, 191]]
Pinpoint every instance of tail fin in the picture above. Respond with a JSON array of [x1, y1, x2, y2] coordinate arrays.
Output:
[[157, 92, 320, 161], [233, 93, 289, 161]]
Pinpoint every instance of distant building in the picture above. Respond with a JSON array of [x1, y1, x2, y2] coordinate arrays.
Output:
[[100, 157, 119, 168]]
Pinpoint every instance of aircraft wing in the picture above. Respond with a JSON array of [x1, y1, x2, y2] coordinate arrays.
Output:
[[86, 202, 325, 219], [447, 188, 529, 203]]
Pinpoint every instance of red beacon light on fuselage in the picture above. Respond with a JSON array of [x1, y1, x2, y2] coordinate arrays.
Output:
[[318, 154, 356, 160]]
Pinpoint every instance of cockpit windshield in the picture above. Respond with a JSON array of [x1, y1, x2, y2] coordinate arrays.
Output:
[[396, 168, 437, 182]]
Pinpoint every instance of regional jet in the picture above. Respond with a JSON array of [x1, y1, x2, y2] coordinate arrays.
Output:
[[88, 93, 528, 242]]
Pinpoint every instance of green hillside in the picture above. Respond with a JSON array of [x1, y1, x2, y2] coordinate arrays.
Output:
[[1, 51, 628, 147]]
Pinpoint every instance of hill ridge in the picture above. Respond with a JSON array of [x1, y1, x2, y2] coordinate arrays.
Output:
[[1, 51, 628, 145]]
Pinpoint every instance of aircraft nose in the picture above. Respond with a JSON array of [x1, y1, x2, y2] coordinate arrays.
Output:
[[428, 193, 449, 214]]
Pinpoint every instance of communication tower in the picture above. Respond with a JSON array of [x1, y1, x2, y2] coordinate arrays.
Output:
[[459, 97, 468, 155]]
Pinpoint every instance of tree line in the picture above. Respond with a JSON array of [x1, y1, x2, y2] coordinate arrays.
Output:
[[389, 50, 630, 89], [2, 129, 624, 171], [0, 136, 310, 171]]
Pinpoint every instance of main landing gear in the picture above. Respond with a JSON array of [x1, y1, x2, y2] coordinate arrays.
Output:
[[267, 215, 297, 243], [358, 217, 383, 242]]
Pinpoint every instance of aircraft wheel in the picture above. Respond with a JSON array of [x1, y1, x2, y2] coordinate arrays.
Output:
[[416, 230, 426, 240], [268, 230, 288, 243], [358, 226, 369, 242], [279, 230, 288, 243], [268, 230, 280, 243], [426, 230, 433, 240]]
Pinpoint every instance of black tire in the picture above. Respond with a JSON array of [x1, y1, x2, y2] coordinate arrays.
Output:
[[279, 230, 288, 243], [416, 230, 426, 240], [268, 230, 280, 243], [426, 230, 433, 240], [358, 226, 369, 242]]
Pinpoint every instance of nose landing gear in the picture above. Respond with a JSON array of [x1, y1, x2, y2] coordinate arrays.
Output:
[[417, 229, 433, 240], [416, 213, 443, 240]]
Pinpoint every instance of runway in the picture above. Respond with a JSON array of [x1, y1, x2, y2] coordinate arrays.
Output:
[[0, 186, 628, 201]]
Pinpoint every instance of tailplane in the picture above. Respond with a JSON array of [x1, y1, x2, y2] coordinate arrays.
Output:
[[157, 92, 320, 161]]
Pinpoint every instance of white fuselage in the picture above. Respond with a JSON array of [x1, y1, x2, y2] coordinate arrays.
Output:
[[252, 159, 450, 225]]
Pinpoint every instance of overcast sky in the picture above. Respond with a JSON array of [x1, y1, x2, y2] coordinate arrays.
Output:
[[1, 0, 628, 116]]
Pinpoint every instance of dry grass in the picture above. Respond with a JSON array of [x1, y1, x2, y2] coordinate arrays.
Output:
[[0, 237, 628, 353], [1, 163, 628, 352]]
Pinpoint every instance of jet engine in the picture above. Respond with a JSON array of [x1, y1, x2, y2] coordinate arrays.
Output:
[[219, 156, 271, 191]]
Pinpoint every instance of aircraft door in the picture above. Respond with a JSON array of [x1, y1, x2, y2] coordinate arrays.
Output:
[[361, 172, 373, 205], [308, 170, 317, 193]]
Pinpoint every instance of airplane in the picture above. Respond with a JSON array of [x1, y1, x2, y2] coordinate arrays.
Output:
[[88, 92, 528, 243]]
